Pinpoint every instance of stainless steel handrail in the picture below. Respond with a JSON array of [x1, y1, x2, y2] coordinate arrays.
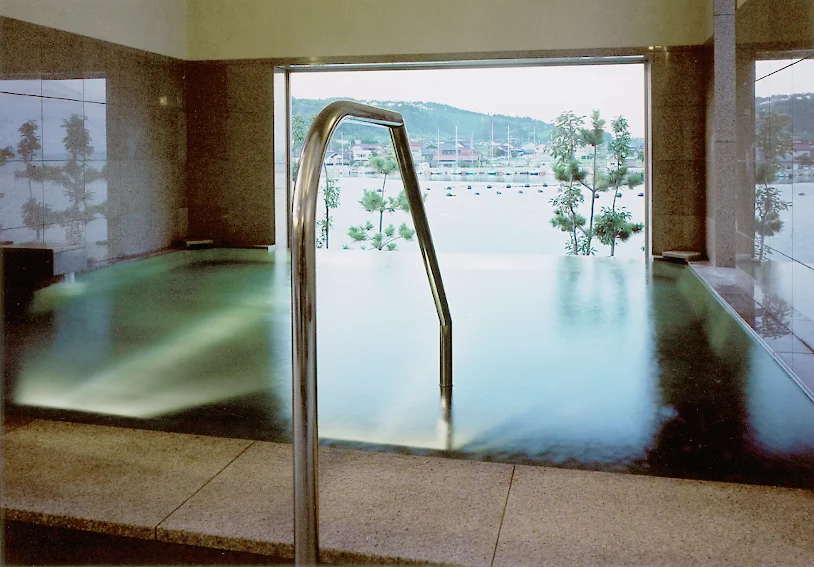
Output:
[[291, 100, 452, 565]]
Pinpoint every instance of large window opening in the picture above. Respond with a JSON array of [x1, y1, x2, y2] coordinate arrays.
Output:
[[286, 61, 647, 258]]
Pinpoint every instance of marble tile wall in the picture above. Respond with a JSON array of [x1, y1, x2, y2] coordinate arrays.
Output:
[[650, 48, 711, 256], [1, 16, 738, 262], [186, 62, 275, 246], [730, 0, 814, 351], [0, 17, 186, 267], [706, 0, 738, 267]]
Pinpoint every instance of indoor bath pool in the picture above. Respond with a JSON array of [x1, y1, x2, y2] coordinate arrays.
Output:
[[5, 248, 814, 488]]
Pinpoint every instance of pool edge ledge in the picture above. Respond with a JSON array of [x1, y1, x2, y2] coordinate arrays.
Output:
[[688, 261, 814, 403], [4, 419, 814, 566]]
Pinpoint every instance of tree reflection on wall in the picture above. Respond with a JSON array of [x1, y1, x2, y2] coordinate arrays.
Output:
[[13, 115, 106, 244]]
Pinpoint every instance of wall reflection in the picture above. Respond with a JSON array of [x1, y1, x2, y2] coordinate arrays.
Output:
[[1, 16, 189, 271], [0, 79, 107, 257], [735, 0, 814, 372]]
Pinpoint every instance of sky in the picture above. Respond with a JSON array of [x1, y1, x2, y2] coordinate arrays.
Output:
[[291, 64, 647, 138], [755, 57, 814, 98]]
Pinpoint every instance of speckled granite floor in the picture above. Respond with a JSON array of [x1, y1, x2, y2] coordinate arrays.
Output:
[[690, 262, 814, 401], [3, 420, 814, 566]]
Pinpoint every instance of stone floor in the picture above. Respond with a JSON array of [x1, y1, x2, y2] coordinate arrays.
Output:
[[690, 262, 814, 401], [4, 419, 814, 566]]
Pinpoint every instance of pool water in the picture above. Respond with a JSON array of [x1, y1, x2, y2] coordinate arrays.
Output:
[[5, 248, 814, 488]]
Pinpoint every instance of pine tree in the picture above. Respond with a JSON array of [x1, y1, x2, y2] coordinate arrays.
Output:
[[316, 175, 340, 249], [54, 114, 105, 243], [367, 156, 399, 233], [14, 120, 52, 240], [594, 116, 643, 256], [347, 189, 415, 251], [292, 113, 341, 249], [753, 110, 792, 261], [548, 111, 587, 255], [578, 110, 608, 254]]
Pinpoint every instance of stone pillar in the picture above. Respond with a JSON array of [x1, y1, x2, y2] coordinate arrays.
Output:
[[706, 0, 737, 266], [187, 62, 276, 247], [650, 48, 709, 257]]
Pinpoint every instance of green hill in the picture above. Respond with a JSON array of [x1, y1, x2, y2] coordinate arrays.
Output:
[[292, 97, 554, 146], [756, 93, 814, 141]]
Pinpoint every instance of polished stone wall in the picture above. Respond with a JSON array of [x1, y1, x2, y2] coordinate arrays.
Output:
[[706, 0, 738, 267], [733, 0, 814, 369], [0, 17, 187, 267], [1, 15, 722, 264], [186, 62, 275, 246], [650, 47, 711, 256]]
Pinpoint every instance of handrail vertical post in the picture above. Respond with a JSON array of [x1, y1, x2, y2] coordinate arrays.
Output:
[[291, 106, 325, 567], [390, 127, 453, 391], [291, 101, 452, 566]]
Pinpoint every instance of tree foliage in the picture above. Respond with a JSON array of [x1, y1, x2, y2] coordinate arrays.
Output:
[[578, 109, 608, 254], [755, 109, 792, 164], [316, 175, 340, 249], [17, 120, 41, 165], [594, 116, 643, 256], [754, 185, 789, 261], [291, 113, 342, 249], [0, 145, 14, 165], [754, 110, 792, 261], [348, 219, 416, 251], [549, 111, 589, 255], [367, 155, 399, 233], [594, 208, 642, 247], [347, 188, 417, 251], [13, 114, 106, 243]]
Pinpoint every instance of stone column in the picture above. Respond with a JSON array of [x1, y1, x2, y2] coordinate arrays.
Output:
[[707, 0, 737, 266]]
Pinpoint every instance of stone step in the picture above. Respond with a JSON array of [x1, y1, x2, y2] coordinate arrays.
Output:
[[4, 419, 814, 566]]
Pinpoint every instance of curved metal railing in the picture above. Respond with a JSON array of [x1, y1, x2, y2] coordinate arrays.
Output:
[[290, 100, 452, 565]]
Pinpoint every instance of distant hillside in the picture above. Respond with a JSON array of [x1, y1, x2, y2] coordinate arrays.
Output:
[[292, 98, 554, 146], [756, 93, 814, 140]]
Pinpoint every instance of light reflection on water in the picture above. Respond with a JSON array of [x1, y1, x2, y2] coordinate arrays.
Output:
[[5, 248, 814, 488]]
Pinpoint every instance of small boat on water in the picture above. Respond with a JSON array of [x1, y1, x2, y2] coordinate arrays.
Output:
[[488, 171, 497, 175]]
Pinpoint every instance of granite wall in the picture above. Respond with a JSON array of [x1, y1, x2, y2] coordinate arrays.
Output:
[[732, 0, 814, 356], [186, 62, 275, 246], [1, 14, 725, 265], [0, 17, 187, 267], [650, 47, 711, 256]]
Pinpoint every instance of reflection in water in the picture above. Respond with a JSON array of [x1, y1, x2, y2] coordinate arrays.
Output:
[[4, 250, 814, 488], [438, 385, 453, 452], [647, 265, 814, 487], [647, 276, 751, 481], [755, 290, 793, 339]]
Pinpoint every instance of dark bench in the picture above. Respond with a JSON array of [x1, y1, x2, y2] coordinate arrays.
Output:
[[1, 243, 87, 316]]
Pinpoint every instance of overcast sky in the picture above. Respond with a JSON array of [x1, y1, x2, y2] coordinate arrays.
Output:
[[292, 64, 647, 138], [755, 58, 814, 98]]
